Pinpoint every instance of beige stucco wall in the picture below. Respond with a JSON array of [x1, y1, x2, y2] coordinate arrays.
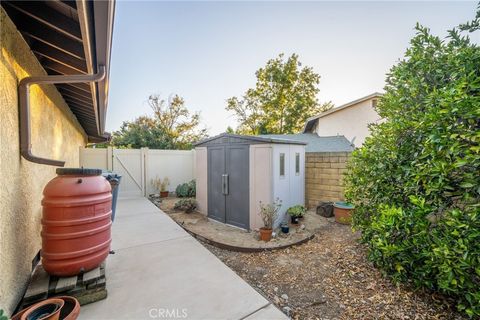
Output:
[[313, 98, 380, 146], [195, 147, 208, 215], [249, 144, 273, 230], [0, 9, 88, 316]]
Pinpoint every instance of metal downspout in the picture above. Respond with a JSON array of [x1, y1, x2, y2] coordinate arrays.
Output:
[[18, 65, 106, 167]]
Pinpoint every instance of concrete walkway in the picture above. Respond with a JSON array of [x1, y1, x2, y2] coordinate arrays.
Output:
[[79, 197, 287, 320]]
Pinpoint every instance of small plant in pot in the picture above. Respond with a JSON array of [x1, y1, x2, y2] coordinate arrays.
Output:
[[287, 205, 306, 224], [258, 198, 282, 242], [151, 176, 170, 198], [280, 221, 289, 234]]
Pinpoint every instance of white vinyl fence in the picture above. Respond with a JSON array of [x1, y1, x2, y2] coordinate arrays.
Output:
[[79, 147, 195, 198]]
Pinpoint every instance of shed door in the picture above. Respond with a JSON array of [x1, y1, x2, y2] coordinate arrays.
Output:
[[225, 145, 249, 229], [207, 145, 250, 229], [208, 147, 226, 223]]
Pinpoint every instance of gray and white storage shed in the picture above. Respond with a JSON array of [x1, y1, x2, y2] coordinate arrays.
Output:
[[195, 133, 306, 230]]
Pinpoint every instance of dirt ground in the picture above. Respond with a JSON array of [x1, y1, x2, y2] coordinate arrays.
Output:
[[150, 196, 464, 319], [202, 223, 465, 320]]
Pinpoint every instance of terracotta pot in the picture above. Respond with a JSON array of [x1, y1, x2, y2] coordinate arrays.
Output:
[[20, 298, 64, 320], [57, 296, 80, 320], [160, 191, 169, 198], [259, 227, 273, 241], [333, 202, 354, 225], [12, 296, 80, 320]]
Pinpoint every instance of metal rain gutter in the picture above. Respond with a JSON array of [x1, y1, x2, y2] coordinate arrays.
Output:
[[77, 0, 116, 137], [18, 65, 106, 167]]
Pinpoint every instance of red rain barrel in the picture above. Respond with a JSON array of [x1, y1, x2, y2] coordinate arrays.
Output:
[[41, 168, 112, 276]]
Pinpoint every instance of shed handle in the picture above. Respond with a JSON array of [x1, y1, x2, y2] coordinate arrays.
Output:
[[222, 174, 229, 195]]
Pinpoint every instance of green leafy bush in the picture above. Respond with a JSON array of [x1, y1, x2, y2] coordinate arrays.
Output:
[[344, 22, 480, 317], [175, 180, 196, 197], [287, 205, 306, 218], [174, 198, 197, 213]]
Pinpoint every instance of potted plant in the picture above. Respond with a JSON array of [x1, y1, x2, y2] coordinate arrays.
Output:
[[258, 198, 282, 241], [151, 177, 170, 198], [280, 221, 289, 234], [287, 205, 306, 224], [333, 201, 354, 224]]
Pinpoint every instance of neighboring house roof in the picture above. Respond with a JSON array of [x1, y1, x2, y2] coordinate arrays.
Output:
[[194, 133, 307, 147], [259, 133, 354, 152], [303, 92, 383, 133], [2, 0, 115, 142]]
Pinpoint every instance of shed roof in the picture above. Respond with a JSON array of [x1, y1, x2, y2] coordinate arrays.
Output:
[[258, 134, 354, 152], [2, 0, 115, 142], [194, 133, 307, 147]]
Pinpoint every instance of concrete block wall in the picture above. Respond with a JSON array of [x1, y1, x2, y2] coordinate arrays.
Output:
[[305, 152, 351, 208]]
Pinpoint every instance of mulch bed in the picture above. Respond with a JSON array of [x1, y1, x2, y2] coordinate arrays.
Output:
[[201, 222, 465, 319]]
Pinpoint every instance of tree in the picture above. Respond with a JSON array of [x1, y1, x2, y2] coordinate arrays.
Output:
[[344, 14, 480, 317], [111, 94, 207, 149], [226, 53, 333, 134]]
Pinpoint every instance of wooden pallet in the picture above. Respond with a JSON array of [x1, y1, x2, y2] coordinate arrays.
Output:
[[19, 262, 107, 310]]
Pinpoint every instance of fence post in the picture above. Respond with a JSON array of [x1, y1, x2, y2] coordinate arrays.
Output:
[[192, 149, 196, 179], [141, 147, 149, 197], [107, 146, 113, 171]]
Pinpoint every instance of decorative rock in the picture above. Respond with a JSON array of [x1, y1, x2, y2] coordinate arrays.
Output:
[[273, 296, 281, 304], [274, 287, 278, 292], [315, 296, 327, 304], [282, 306, 292, 316], [281, 293, 289, 301], [316, 202, 334, 217], [255, 266, 265, 273], [300, 224, 306, 230]]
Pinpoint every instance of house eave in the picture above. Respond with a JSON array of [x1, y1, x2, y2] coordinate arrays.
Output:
[[1, 0, 115, 142]]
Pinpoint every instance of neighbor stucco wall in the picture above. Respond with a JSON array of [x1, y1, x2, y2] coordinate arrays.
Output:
[[313, 98, 380, 146], [195, 147, 208, 215], [249, 144, 273, 230], [0, 9, 88, 316]]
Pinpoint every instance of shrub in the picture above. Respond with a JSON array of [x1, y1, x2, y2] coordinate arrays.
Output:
[[174, 198, 196, 213], [287, 205, 306, 217], [344, 22, 480, 317], [175, 180, 196, 197]]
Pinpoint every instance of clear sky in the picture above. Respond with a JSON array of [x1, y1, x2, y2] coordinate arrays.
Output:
[[106, 1, 479, 135]]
